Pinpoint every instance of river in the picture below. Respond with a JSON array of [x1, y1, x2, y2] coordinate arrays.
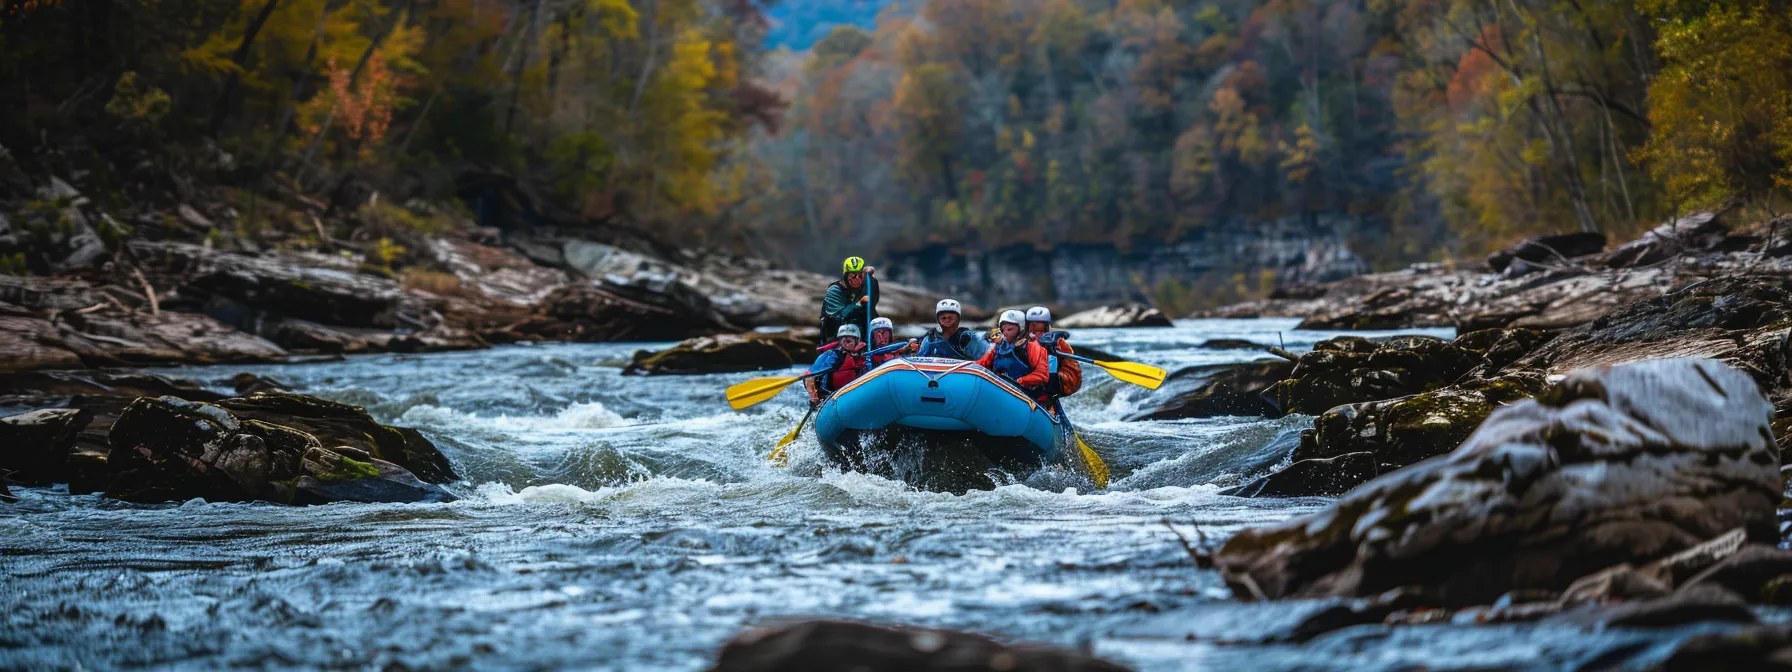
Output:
[[0, 319, 1729, 670]]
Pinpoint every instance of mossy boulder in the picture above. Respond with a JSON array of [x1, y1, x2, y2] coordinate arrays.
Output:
[[623, 331, 817, 376], [1293, 373, 1547, 470], [215, 392, 456, 484], [1267, 334, 1485, 416], [105, 395, 454, 505]]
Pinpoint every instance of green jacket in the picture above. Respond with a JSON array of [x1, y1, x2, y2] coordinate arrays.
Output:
[[820, 276, 880, 338]]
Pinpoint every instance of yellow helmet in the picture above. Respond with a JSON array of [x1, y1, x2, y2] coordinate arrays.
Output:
[[842, 256, 866, 274]]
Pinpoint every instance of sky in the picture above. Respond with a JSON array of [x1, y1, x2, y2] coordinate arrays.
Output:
[[763, 0, 893, 50]]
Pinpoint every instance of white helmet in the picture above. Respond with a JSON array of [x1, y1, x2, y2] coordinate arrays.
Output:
[[869, 317, 894, 333], [836, 324, 862, 339], [999, 309, 1026, 326], [1025, 306, 1052, 324], [935, 299, 962, 315]]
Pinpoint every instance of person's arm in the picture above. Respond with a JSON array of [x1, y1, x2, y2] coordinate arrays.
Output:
[[806, 350, 839, 401], [1056, 340, 1082, 392], [1014, 342, 1052, 388], [974, 346, 996, 370], [821, 285, 853, 322]]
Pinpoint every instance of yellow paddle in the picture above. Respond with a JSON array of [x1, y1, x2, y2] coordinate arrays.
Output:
[[1053, 400, 1109, 489], [767, 406, 816, 466], [1062, 353, 1167, 390], [726, 372, 821, 411]]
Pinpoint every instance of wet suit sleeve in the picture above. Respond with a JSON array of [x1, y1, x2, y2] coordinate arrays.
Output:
[[1015, 342, 1052, 388], [974, 346, 997, 371]]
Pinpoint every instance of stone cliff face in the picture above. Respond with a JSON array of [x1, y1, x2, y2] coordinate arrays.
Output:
[[884, 215, 1370, 309]]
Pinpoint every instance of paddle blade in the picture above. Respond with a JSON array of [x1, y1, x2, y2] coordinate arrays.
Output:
[[725, 376, 802, 410], [768, 420, 801, 466], [1074, 432, 1109, 489], [1092, 359, 1168, 390]]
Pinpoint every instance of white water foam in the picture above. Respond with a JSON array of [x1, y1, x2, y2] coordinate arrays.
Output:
[[398, 401, 631, 433]]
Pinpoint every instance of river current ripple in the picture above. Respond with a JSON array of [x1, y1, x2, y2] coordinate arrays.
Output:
[[2, 319, 1727, 670]]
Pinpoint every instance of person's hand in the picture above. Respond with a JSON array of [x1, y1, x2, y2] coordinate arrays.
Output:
[[858, 296, 869, 305], [865, 265, 876, 276], [907, 338, 920, 352], [809, 392, 821, 404]]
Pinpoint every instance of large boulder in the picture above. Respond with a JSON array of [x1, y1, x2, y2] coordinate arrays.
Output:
[[1125, 360, 1293, 421], [106, 396, 454, 504], [1486, 233, 1607, 272], [1215, 358, 1780, 607], [710, 620, 1127, 672], [1266, 334, 1485, 416], [624, 331, 817, 376], [1055, 303, 1173, 329], [0, 408, 90, 484], [214, 392, 457, 484]]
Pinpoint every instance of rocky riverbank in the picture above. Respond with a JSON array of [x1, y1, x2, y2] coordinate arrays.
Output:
[[0, 164, 945, 375]]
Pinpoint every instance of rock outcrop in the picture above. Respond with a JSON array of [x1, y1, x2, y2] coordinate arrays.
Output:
[[1486, 232, 1606, 272], [106, 395, 455, 505], [710, 620, 1127, 672], [0, 407, 90, 484], [1197, 208, 1784, 334], [624, 331, 818, 375], [1215, 358, 1780, 607], [1056, 303, 1174, 329], [0, 274, 287, 372]]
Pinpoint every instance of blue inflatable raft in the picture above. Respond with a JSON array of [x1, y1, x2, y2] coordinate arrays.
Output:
[[811, 357, 1074, 490]]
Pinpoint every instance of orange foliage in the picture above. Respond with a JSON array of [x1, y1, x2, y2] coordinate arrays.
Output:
[[1446, 26, 1504, 115]]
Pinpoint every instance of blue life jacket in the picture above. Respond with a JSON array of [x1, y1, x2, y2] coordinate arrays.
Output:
[[918, 327, 978, 360], [988, 339, 1037, 386]]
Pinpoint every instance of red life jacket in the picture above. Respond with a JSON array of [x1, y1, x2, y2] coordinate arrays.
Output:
[[825, 349, 867, 392]]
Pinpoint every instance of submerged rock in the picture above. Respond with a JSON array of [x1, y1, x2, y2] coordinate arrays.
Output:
[[624, 331, 817, 376], [106, 395, 454, 505], [1216, 358, 1780, 607], [710, 620, 1127, 672], [0, 408, 90, 485], [1056, 303, 1173, 329]]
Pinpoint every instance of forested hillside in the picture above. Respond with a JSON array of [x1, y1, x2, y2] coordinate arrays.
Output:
[[2, 0, 1790, 297], [738, 0, 1792, 276], [0, 0, 784, 257]]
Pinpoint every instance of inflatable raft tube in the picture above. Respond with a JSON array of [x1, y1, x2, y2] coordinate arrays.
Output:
[[811, 357, 1068, 488]]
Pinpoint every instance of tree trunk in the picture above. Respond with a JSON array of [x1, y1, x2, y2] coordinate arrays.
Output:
[[208, 0, 285, 138]]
